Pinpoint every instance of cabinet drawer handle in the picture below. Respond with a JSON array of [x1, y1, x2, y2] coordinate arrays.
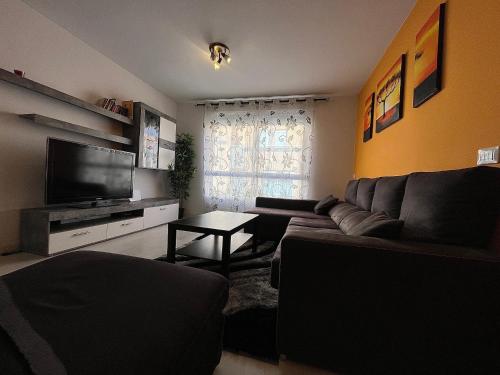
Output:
[[121, 222, 132, 227], [159, 207, 167, 211], [71, 231, 90, 237]]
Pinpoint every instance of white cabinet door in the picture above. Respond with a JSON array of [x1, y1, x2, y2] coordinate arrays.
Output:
[[143, 204, 179, 229], [106, 217, 144, 239], [158, 148, 175, 170], [49, 224, 107, 255], [160, 117, 176, 142]]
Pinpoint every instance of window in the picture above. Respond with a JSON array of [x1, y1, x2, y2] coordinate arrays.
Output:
[[203, 101, 314, 212]]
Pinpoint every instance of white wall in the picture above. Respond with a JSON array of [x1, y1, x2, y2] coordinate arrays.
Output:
[[310, 97, 357, 198], [176, 97, 357, 217], [0, 0, 177, 254], [176, 104, 206, 217]]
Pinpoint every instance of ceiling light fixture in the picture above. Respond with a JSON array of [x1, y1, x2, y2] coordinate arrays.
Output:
[[209, 42, 231, 70]]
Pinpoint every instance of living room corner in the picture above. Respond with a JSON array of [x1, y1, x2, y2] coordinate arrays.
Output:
[[1, 0, 499, 374]]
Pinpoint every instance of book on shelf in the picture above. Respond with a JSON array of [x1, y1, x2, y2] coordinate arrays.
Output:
[[96, 98, 132, 118], [122, 101, 133, 120]]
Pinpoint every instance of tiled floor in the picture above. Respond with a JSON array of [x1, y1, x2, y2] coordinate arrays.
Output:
[[0, 225, 337, 374]]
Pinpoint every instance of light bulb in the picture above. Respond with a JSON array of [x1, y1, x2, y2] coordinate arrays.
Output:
[[225, 56, 231, 64], [214, 62, 220, 70]]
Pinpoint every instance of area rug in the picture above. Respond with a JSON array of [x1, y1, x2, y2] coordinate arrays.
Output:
[[157, 239, 279, 360]]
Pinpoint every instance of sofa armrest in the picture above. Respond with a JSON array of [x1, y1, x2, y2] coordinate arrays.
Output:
[[255, 197, 318, 211], [277, 230, 500, 372]]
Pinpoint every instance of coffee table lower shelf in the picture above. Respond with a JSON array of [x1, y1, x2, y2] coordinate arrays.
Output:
[[176, 232, 253, 261]]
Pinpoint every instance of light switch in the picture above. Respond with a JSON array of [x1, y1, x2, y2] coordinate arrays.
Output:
[[477, 146, 499, 165]]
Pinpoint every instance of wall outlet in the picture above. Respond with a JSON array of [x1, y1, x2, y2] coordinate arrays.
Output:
[[477, 146, 499, 165]]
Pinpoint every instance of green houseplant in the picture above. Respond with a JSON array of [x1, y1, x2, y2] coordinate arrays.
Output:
[[168, 133, 196, 218]]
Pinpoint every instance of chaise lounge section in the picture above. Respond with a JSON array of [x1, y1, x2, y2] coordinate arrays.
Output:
[[247, 166, 500, 373]]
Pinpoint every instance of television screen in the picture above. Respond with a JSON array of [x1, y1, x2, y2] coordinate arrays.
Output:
[[46, 138, 135, 205]]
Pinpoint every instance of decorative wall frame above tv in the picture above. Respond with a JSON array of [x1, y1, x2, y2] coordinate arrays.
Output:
[[363, 93, 374, 142], [413, 3, 446, 107], [376, 54, 406, 133]]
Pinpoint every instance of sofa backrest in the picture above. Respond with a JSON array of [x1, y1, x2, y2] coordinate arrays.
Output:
[[356, 178, 378, 210], [371, 175, 408, 219], [399, 167, 499, 247], [344, 166, 500, 248], [344, 180, 359, 205]]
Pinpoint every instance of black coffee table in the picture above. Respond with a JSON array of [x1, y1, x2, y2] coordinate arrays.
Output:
[[166, 211, 259, 277]]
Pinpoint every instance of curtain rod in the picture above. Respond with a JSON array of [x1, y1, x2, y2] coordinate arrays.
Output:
[[193, 94, 331, 107]]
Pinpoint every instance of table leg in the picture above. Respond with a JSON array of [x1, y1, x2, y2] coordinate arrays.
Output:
[[167, 224, 177, 263], [222, 234, 231, 278], [252, 218, 258, 253]]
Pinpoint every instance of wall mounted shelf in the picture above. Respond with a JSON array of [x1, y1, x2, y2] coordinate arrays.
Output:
[[19, 114, 133, 145], [0, 68, 133, 125]]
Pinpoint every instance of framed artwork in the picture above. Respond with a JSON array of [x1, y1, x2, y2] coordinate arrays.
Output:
[[413, 3, 446, 107], [363, 93, 374, 142], [376, 54, 406, 133]]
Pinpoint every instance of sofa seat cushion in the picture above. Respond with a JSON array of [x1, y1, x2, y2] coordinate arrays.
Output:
[[289, 217, 338, 229], [356, 178, 378, 211], [246, 207, 329, 220], [339, 210, 372, 233], [400, 166, 500, 247], [329, 202, 364, 226], [371, 175, 408, 219], [346, 211, 404, 239]]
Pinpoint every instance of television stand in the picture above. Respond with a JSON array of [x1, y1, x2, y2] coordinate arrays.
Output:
[[67, 200, 125, 209], [21, 197, 179, 256]]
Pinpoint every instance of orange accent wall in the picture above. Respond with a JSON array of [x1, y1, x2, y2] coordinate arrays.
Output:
[[354, 0, 500, 178]]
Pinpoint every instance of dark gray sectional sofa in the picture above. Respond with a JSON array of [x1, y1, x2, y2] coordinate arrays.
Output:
[[246, 166, 500, 373]]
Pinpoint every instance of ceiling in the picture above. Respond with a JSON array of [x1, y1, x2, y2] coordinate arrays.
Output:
[[22, 0, 415, 101]]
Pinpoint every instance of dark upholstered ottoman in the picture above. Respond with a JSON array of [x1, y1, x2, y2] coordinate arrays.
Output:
[[0, 251, 229, 375]]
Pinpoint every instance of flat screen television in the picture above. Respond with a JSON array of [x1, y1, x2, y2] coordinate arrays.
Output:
[[46, 138, 135, 205]]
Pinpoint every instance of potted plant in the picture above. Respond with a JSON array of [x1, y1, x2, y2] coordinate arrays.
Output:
[[168, 133, 196, 218]]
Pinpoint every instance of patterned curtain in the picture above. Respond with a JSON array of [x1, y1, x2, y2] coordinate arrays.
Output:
[[203, 100, 314, 212]]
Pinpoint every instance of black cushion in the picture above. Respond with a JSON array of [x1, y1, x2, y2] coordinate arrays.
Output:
[[339, 210, 372, 233], [399, 167, 500, 247], [329, 202, 363, 226], [314, 195, 339, 214], [346, 211, 404, 238], [371, 175, 408, 218], [356, 178, 378, 210], [344, 180, 359, 205]]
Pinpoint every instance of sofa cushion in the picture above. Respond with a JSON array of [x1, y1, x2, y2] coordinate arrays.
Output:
[[289, 217, 338, 229], [371, 175, 408, 218], [314, 195, 339, 214], [356, 178, 378, 210], [346, 211, 404, 239], [400, 167, 500, 247], [339, 210, 372, 233], [344, 180, 359, 205], [329, 202, 363, 226], [246, 207, 328, 220]]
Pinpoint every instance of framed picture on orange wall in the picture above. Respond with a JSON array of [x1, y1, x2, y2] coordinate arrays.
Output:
[[363, 93, 374, 142], [413, 3, 446, 107], [376, 54, 406, 133]]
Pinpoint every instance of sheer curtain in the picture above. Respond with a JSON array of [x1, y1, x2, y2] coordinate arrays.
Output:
[[203, 100, 314, 212]]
